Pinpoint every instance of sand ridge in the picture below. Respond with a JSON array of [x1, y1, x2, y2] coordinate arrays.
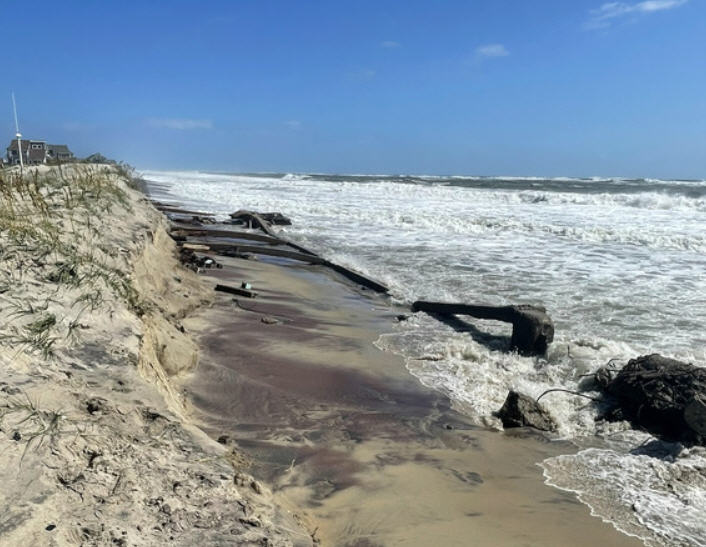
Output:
[[0, 165, 311, 546]]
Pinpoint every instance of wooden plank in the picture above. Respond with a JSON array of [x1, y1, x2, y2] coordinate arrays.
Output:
[[215, 284, 258, 298], [322, 261, 389, 294], [229, 210, 277, 237], [172, 226, 284, 245], [182, 243, 211, 251], [155, 205, 216, 216], [198, 242, 326, 264]]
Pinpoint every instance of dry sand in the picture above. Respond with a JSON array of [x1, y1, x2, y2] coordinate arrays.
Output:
[[181, 250, 645, 547], [0, 165, 310, 546]]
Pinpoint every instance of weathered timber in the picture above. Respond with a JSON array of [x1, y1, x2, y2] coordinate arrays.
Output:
[[228, 210, 277, 237], [214, 284, 258, 298], [599, 354, 706, 445], [192, 242, 326, 264], [322, 260, 389, 293], [182, 243, 210, 251], [496, 390, 557, 431], [411, 302, 554, 356], [170, 225, 318, 256], [230, 210, 291, 226], [179, 240, 388, 293], [155, 205, 216, 216], [172, 227, 285, 245]]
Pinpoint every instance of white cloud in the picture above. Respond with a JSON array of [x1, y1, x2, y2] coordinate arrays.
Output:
[[586, 0, 688, 28], [284, 120, 301, 128], [147, 118, 213, 130], [475, 44, 510, 58], [381, 40, 401, 48]]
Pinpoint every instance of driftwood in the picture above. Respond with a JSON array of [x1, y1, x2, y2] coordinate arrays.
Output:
[[171, 226, 318, 256], [155, 205, 216, 217], [181, 243, 210, 251], [194, 242, 326, 264], [411, 302, 554, 356], [214, 284, 258, 298], [172, 227, 285, 246], [230, 210, 291, 226], [228, 210, 278, 237], [322, 261, 389, 293]]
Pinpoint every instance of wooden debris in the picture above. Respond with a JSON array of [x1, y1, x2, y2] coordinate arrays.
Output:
[[228, 210, 278, 237], [411, 302, 554, 356], [182, 243, 210, 251], [322, 260, 389, 293], [230, 210, 291, 226], [214, 284, 258, 298], [154, 205, 216, 216], [196, 242, 326, 264]]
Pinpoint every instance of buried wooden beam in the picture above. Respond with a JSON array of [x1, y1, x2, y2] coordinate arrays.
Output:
[[192, 241, 327, 264], [170, 225, 319, 256], [180, 240, 389, 293], [172, 226, 286, 245], [229, 210, 278, 237], [214, 284, 258, 298], [322, 261, 389, 294], [154, 205, 216, 216], [411, 301, 554, 356]]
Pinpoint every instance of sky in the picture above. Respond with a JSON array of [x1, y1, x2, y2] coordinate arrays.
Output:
[[3, 0, 705, 178]]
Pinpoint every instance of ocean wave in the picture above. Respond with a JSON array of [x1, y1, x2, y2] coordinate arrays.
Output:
[[542, 446, 706, 547]]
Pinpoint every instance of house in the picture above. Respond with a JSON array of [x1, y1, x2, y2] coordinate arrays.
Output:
[[46, 144, 74, 162], [6, 139, 73, 165]]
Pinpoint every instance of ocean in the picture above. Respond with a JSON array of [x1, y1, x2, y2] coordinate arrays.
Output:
[[143, 169, 706, 546]]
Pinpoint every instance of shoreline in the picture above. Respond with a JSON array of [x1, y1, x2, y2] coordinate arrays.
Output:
[[0, 164, 649, 546], [148, 182, 645, 545]]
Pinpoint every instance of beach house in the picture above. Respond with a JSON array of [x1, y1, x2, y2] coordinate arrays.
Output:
[[5, 139, 74, 165]]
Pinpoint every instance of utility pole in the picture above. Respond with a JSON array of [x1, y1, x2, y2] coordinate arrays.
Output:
[[11, 92, 23, 173]]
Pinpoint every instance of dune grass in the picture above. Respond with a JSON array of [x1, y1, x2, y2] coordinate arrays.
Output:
[[0, 165, 149, 361]]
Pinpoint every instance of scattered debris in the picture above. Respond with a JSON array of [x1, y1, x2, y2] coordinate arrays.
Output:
[[215, 284, 258, 298], [261, 316, 279, 325]]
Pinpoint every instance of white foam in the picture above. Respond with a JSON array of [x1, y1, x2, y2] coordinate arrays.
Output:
[[542, 446, 706, 546]]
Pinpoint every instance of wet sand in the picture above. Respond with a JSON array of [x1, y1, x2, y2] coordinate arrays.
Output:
[[183, 254, 643, 546]]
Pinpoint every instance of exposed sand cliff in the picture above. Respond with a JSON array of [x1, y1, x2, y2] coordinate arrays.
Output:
[[0, 165, 310, 546]]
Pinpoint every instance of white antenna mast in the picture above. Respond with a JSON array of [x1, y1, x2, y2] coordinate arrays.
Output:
[[11, 92, 24, 172]]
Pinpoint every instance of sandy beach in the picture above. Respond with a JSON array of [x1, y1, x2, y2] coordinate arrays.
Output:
[[178, 236, 644, 546], [0, 164, 647, 546]]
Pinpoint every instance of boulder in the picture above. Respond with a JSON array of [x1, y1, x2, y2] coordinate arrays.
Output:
[[495, 390, 557, 432], [603, 354, 706, 444]]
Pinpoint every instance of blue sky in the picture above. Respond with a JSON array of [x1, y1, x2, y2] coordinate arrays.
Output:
[[4, 0, 705, 178]]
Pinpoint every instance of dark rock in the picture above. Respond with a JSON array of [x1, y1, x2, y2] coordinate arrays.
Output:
[[12, 431, 21, 441], [604, 354, 706, 444], [495, 390, 557, 432], [45, 524, 56, 531], [217, 435, 229, 445]]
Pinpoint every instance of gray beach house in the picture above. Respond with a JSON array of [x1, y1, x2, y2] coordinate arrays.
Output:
[[5, 139, 74, 165]]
